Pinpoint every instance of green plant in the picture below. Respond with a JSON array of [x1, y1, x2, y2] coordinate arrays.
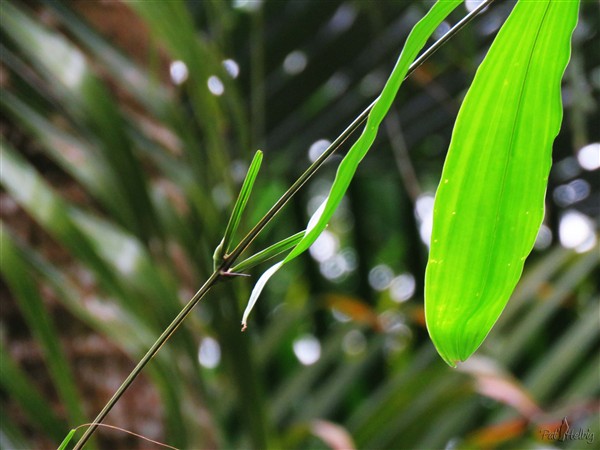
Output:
[[1, 1, 597, 449], [69, 2, 479, 447], [425, 0, 579, 366]]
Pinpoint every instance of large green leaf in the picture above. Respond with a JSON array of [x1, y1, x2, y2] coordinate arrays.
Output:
[[425, 0, 580, 366]]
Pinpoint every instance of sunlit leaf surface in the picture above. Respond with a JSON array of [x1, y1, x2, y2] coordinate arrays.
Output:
[[425, 0, 580, 366]]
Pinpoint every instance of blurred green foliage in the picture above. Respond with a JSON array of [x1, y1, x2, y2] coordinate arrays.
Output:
[[1, 1, 598, 449]]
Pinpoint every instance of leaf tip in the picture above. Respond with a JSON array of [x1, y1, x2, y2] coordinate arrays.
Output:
[[58, 429, 77, 450]]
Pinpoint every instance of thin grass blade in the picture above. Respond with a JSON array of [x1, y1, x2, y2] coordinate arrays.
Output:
[[58, 429, 77, 450], [215, 150, 263, 267], [230, 231, 304, 273]]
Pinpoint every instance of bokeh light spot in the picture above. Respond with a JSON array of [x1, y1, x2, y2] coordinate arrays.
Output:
[[559, 210, 596, 253], [222, 59, 240, 78], [207, 75, 225, 96], [369, 264, 394, 291], [308, 139, 331, 162], [577, 143, 600, 171], [198, 337, 221, 369], [293, 335, 321, 365], [390, 273, 416, 303], [170, 60, 188, 85], [283, 50, 307, 75]]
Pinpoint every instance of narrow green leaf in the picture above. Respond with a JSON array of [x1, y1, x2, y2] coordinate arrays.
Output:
[[230, 231, 305, 273], [281, 0, 461, 265], [241, 0, 462, 328], [214, 150, 263, 268], [425, 0, 580, 366], [58, 429, 77, 450]]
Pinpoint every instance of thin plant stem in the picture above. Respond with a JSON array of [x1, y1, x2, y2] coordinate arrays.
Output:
[[72, 2, 495, 448], [222, 0, 496, 266], [73, 423, 178, 450], [72, 271, 220, 450]]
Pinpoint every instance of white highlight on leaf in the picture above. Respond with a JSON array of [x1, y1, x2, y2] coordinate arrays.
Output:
[[307, 196, 329, 231], [45, 36, 86, 89], [554, 157, 581, 181], [368, 264, 394, 291], [553, 179, 590, 207], [328, 4, 357, 34], [319, 254, 348, 281], [465, 0, 485, 13], [324, 72, 350, 97], [343, 330, 366, 356], [415, 194, 435, 221], [241, 261, 283, 329], [331, 308, 351, 323], [415, 194, 435, 246], [308, 139, 331, 162], [434, 21, 451, 40], [534, 224, 552, 250], [389, 273, 416, 302], [241, 198, 329, 329], [115, 240, 139, 275], [233, 0, 262, 12]]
